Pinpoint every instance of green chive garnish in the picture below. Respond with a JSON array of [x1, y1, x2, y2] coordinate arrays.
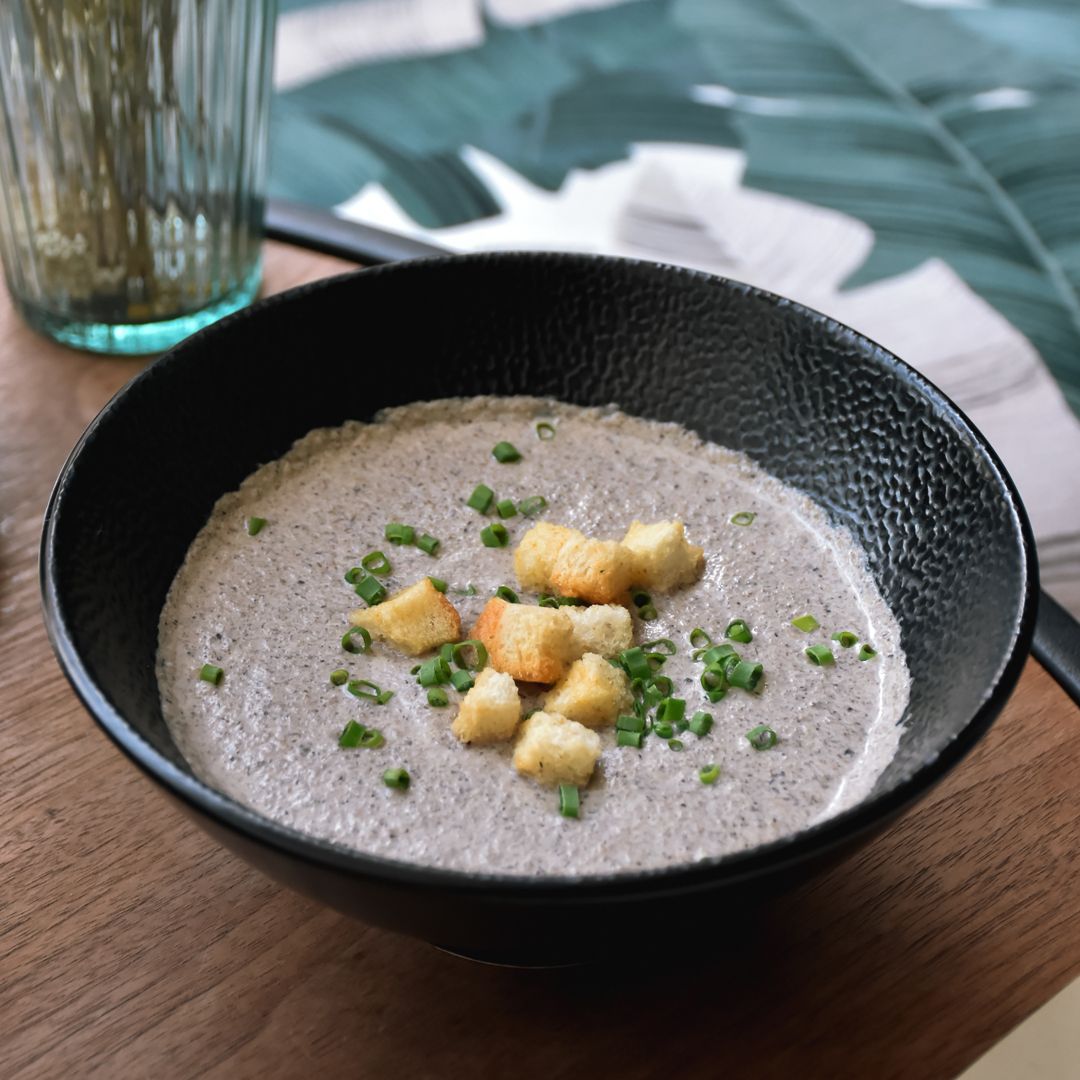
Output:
[[382, 768, 410, 790], [199, 663, 223, 685], [416, 533, 440, 556], [429, 576, 448, 593], [342, 625, 372, 654], [699, 763, 721, 785], [347, 678, 385, 701], [495, 585, 519, 603], [649, 674, 673, 698], [355, 574, 387, 606], [858, 644, 878, 662], [746, 725, 778, 750], [418, 657, 451, 686], [700, 667, 726, 694], [707, 688, 727, 703], [467, 484, 494, 513], [645, 653, 667, 673], [385, 522, 414, 545], [518, 495, 548, 517], [805, 644, 835, 667], [725, 619, 753, 644], [642, 638, 677, 656], [656, 697, 686, 725], [330, 668, 349, 686], [653, 720, 675, 739], [427, 687, 449, 707], [376, 690, 394, 705], [450, 669, 474, 693], [480, 523, 510, 548], [668, 739, 684, 752], [616, 714, 645, 733], [698, 644, 738, 666], [496, 498, 518, 519], [361, 551, 391, 576], [451, 583, 478, 596], [728, 660, 764, 690], [617, 730, 644, 748], [338, 720, 364, 748], [638, 604, 659, 621], [832, 630, 858, 648], [360, 728, 385, 748], [689, 628, 712, 649], [791, 613, 820, 633], [730, 511, 756, 527], [689, 711, 713, 737], [492, 441, 521, 463], [452, 640, 488, 671], [631, 589, 652, 609], [246, 516, 266, 536], [619, 647, 651, 682], [536, 422, 556, 441], [439, 643, 455, 664], [344, 566, 363, 585], [558, 783, 579, 817]]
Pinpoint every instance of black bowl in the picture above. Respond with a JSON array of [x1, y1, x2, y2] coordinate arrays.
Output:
[[42, 253, 1036, 965]]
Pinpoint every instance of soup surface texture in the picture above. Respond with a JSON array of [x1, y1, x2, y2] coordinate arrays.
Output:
[[158, 397, 909, 876]]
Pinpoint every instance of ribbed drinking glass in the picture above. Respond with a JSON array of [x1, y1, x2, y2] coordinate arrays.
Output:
[[0, 0, 276, 354]]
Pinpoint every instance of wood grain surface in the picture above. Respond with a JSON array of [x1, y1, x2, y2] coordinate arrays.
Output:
[[2, 243, 1078, 1080]]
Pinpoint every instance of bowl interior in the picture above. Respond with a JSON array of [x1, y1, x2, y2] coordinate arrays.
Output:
[[43, 253, 1034, 875]]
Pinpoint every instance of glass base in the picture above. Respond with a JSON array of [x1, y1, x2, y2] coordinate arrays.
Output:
[[13, 260, 262, 356]]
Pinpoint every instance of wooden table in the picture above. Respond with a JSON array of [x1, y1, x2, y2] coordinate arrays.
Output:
[[2, 243, 1078, 1080]]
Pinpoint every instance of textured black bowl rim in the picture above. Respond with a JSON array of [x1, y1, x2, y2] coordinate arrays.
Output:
[[40, 252, 1039, 902]]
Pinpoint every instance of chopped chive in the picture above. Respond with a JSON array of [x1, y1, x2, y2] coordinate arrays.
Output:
[[246, 516, 266, 536], [355, 574, 387, 606], [344, 566, 363, 585], [199, 663, 223, 685], [725, 619, 753, 644], [699, 763, 721, 785], [385, 522, 414, 546], [707, 688, 727, 703], [689, 628, 712, 649], [451, 583, 478, 596], [558, 784, 580, 819], [642, 638, 677, 656], [496, 498, 518, 519], [729, 660, 764, 690], [617, 730, 644, 748], [616, 714, 645, 733], [467, 484, 494, 513], [429, 576, 448, 593], [359, 728, 385, 749], [492, 441, 521, 463], [342, 624, 372, 654], [416, 533, 440, 556], [791, 613, 820, 633], [730, 511, 756, 527], [536, 422, 557, 441], [427, 687, 449, 707], [338, 720, 365, 748], [645, 652, 668, 672], [450, 669, 475, 693], [858, 644, 878, 662], [376, 690, 394, 705], [518, 495, 548, 517], [637, 604, 659, 621], [383, 768, 410, 790], [805, 644, 836, 667], [649, 674, 673, 698], [452, 640, 489, 671], [330, 668, 349, 686], [361, 551, 391, 576], [653, 720, 674, 739], [418, 657, 451, 686], [619, 647, 651, 682], [675, 717, 690, 733], [410, 664, 422, 676], [538, 594, 559, 608], [439, 643, 455, 664], [656, 697, 686, 725], [480, 523, 510, 548], [698, 644, 738, 666], [746, 725, 778, 751], [701, 666, 726, 694], [495, 585, 519, 603], [347, 678, 385, 701], [668, 739, 684, 752], [689, 711, 713, 737], [631, 589, 652, 608], [832, 630, 859, 648]]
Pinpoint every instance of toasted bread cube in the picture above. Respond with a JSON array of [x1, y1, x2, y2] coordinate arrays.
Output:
[[513, 522, 577, 592], [564, 604, 633, 659], [349, 578, 461, 656], [472, 597, 574, 683], [549, 534, 636, 605], [512, 710, 602, 786], [622, 520, 705, 592], [542, 653, 632, 729], [451, 667, 521, 744]]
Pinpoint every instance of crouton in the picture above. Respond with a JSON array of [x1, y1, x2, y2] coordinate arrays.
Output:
[[549, 534, 636, 605], [451, 667, 521, 744], [622, 520, 705, 592], [471, 597, 574, 684], [512, 710, 602, 786], [542, 653, 632, 728], [513, 522, 577, 592], [564, 604, 633, 659], [349, 578, 461, 656]]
